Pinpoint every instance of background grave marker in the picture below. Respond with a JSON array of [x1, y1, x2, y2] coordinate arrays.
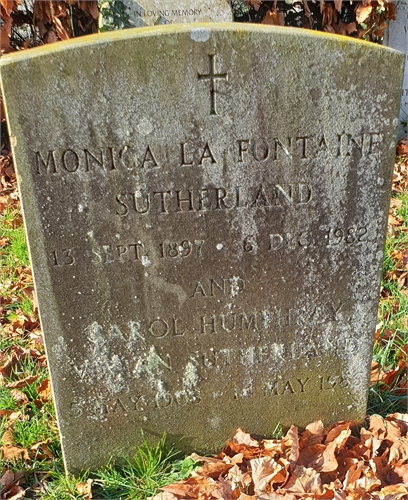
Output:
[[383, 0, 408, 138], [119, 0, 232, 26]]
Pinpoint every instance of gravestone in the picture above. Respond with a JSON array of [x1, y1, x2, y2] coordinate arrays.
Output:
[[0, 24, 403, 474], [120, 0, 232, 26], [383, 0, 408, 138]]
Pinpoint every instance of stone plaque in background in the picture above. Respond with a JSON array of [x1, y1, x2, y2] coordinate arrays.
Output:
[[0, 24, 403, 474], [383, 0, 408, 138], [121, 0, 232, 26]]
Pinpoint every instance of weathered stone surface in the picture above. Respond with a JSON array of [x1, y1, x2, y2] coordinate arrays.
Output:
[[0, 24, 403, 474], [121, 0, 232, 26], [383, 0, 408, 138]]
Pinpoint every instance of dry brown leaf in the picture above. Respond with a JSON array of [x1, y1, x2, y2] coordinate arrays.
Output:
[[233, 428, 259, 447], [162, 476, 219, 498], [385, 418, 403, 443], [371, 484, 408, 500], [262, 439, 283, 455], [53, 16, 69, 40], [148, 493, 179, 500], [370, 454, 390, 486], [6, 374, 38, 389], [401, 249, 408, 268], [0, 470, 24, 489], [83, 0, 99, 19], [247, 0, 262, 11], [37, 378, 51, 400], [1, 445, 29, 461], [226, 464, 252, 491], [323, 421, 352, 445], [283, 465, 323, 495], [193, 457, 235, 478], [391, 464, 408, 485], [300, 420, 325, 449], [283, 425, 299, 472], [251, 456, 282, 493], [338, 21, 357, 34], [0, 483, 26, 500], [256, 493, 297, 500], [396, 137, 408, 157], [347, 475, 382, 493], [30, 439, 55, 460], [356, 4, 373, 23], [10, 389, 29, 406], [370, 416, 387, 440], [388, 437, 408, 466], [320, 441, 338, 473], [75, 478, 92, 499], [298, 443, 327, 470], [211, 476, 237, 499], [1, 430, 14, 447], [0, 5, 13, 52], [262, 8, 285, 26], [0, 471, 15, 487], [342, 461, 368, 489]]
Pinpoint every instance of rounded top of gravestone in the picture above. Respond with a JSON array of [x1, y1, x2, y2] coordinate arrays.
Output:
[[0, 22, 405, 68]]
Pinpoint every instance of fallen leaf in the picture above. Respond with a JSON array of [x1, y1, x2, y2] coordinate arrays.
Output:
[[348, 475, 382, 493], [1, 445, 29, 461], [298, 443, 327, 470], [6, 374, 38, 389], [248, 0, 262, 11], [148, 493, 179, 500], [355, 4, 373, 23], [226, 464, 252, 491], [192, 456, 235, 478], [75, 478, 92, 499], [10, 389, 29, 406], [30, 439, 55, 460], [283, 465, 323, 495], [233, 428, 259, 447], [262, 8, 285, 26], [389, 437, 408, 466], [320, 441, 338, 472], [37, 378, 51, 400], [283, 425, 299, 472], [325, 421, 352, 444], [251, 456, 282, 493], [390, 464, 408, 484], [161, 476, 219, 498], [371, 484, 408, 500], [0, 483, 26, 500], [300, 420, 325, 449], [0, 471, 14, 488], [1, 430, 14, 447]]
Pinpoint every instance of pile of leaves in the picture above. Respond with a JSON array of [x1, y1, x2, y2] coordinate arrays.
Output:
[[152, 416, 408, 500], [0, 0, 98, 53], [237, 0, 396, 42]]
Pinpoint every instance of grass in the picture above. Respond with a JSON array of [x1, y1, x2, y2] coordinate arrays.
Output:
[[0, 204, 35, 324], [0, 159, 407, 498], [367, 173, 408, 415], [91, 435, 197, 499]]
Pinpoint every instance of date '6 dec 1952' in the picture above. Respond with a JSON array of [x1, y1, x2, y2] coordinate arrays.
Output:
[[50, 225, 373, 267]]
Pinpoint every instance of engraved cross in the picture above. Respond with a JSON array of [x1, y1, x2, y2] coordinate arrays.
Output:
[[198, 54, 228, 116]]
